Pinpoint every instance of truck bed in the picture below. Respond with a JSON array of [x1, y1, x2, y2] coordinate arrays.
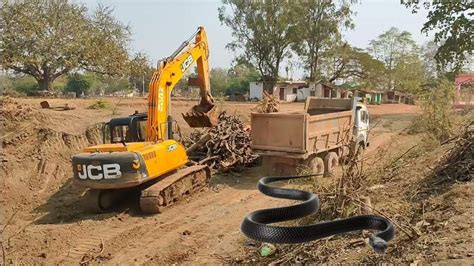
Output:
[[251, 98, 355, 159]]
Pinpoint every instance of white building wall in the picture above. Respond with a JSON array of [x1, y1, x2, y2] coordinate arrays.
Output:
[[314, 84, 324, 97], [249, 82, 264, 100], [296, 88, 310, 101]]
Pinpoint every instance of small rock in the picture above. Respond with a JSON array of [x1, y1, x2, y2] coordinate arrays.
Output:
[[38, 253, 47, 258], [182, 230, 191, 235], [448, 254, 461, 259]]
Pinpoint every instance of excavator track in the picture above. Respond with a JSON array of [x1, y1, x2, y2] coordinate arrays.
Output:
[[139, 165, 211, 214], [80, 189, 133, 213]]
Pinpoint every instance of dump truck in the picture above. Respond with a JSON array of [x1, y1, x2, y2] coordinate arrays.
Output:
[[251, 97, 370, 176]]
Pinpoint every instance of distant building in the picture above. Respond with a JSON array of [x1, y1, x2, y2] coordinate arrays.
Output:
[[249, 81, 350, 102], [249, 80, 307, 102], [454, 73, 474, 108]]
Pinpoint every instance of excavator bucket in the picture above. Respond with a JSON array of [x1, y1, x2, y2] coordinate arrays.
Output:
[[182, 103, 218, 128]]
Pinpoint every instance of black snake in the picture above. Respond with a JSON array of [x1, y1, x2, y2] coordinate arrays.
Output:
[[241, 174, 395, 253]]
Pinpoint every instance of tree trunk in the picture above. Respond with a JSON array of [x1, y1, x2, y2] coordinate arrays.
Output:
[[37, 77, 52, 91], [263, 79, 276, 94]]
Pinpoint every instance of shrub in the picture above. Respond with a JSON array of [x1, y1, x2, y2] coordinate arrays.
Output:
[[415, 78, 459, 141], [88, 99, 111, 109]]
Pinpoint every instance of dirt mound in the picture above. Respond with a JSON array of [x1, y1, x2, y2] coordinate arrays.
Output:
[[1, 96, 36, 130], [1, 99, 103, 217]]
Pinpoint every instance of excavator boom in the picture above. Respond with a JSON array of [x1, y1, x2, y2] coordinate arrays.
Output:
[[146, 27, 217, 142], [72, 26, 215, 214]]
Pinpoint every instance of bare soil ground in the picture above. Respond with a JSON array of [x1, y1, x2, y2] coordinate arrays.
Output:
[[1, 97, 471, 264]]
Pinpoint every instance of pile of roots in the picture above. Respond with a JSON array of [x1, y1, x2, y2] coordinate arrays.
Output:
[[184, 111, 259, 171], [251, 91, 279, 113]]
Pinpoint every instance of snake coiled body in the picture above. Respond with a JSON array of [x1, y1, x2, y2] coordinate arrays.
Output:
[[241, 175, 395, 253]]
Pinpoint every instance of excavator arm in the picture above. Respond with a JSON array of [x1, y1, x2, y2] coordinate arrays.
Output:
[[146, 26, 217, 142]]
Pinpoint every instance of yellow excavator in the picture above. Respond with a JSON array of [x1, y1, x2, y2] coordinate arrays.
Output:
[[72, 26, 217, 213]]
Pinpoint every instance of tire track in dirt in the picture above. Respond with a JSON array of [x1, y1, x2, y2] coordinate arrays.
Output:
[[56, 186, 246, 264], [106, 188, 277, 264]]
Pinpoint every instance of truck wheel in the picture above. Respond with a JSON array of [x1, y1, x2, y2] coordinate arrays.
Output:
[[324, 152, 339, 177], [304, 156, 324, 175]]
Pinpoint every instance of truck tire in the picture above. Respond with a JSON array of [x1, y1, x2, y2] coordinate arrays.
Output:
[[324, 152, 339, 177], [304, 156, 324, 175]]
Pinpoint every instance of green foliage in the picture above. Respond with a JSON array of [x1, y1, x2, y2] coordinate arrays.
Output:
[[129, 52, 154, 94], [348, 48, 387, 89], [210, 68, 229, 96], [0, 76, 14, 92], [65, 73, 91, 96], [225, 64, 260, 95], [88, 99, 111, 109], [417, 78, 458, 141], [0, 0, 131, 91], [393, 54, 425, 93], [421, 41, 441, 79], [403, 0, 474, 71], [100, 76, 131, 94], [291, 0, 354, 81], [368, 27, 418, 70], [11, 76, 39, 94], [368, 27, 424, 92], [219, 0, 296, 88]]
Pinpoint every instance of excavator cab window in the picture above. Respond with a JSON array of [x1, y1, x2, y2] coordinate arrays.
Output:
[[103, 123, 111, 144], [102, 123, 130, 144], [103, 113, 148, 144]]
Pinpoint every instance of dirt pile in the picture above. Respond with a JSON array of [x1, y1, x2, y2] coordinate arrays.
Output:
[[1, 96, 36, 130], [184, 111, 258, 171], [0, 98, 103, 217]]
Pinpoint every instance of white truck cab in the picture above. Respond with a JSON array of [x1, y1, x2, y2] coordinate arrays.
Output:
[[354, 102, 370, 148]]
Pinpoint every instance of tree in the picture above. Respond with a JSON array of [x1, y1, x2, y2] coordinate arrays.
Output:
[[403, 0, 474, 71], [393, 54, 425, 93], [225, 64, 260, 95], [420, 41, 439, 79], [0, 0, 131, 91], [218, 0, 296, 91], [129, 52, 154, 95], [210, 68, 229, 96], [65, 73, 91, 96], [100, 76, 131, 95], [368, 27, 420, 91], [334, 47, 387, 89], [291, 0, 354, 82]]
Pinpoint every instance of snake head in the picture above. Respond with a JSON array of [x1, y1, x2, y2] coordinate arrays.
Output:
[[369, 236, 388, 254]]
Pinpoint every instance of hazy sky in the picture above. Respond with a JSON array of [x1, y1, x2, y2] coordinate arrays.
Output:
[[82, 0, 432, 75]]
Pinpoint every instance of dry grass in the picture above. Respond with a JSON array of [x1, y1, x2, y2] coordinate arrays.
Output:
[[234, 116, 473, 264]]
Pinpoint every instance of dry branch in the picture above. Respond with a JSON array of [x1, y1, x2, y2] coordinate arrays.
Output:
[[184, 111, 259, 171], [251, 91, 279, 113]]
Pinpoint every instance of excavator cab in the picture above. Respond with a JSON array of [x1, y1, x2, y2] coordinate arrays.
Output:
[[103, 112, 147, 144]]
